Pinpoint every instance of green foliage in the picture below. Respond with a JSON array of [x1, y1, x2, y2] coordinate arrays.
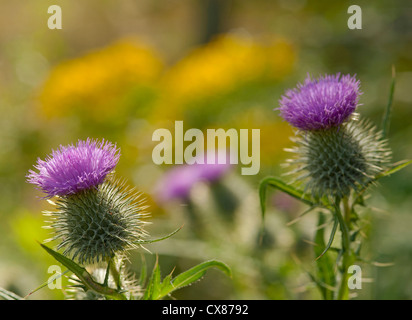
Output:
[[2, 1, 412, 301], [142, 258, 231, 300], [258, 73, 412, 299], [375, 159, 412, 180], [259, 159, 412, 299], [312, 212, 337, 300], [40, 243, 128, 300], [35, 231, 231, 300], [39, 242, 231, 300], [25, 270, 69, 299], [259, 176, 318, 221]]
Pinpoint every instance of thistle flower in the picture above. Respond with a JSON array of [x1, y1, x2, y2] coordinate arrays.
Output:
[[27, 138, 120, 198], [45, 178, 148, 264], [27, 138, 148, 265], [277, 73, 361, 131], [155, 152, 232, 203], [277, 74, 391, 199]]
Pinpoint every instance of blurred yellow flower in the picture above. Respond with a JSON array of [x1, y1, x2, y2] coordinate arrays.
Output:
[[151, 34, 296, 121], [38, 39, 164, 120]]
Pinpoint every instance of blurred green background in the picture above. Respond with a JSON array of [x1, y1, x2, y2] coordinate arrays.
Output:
[[0, 0, 411, 299]]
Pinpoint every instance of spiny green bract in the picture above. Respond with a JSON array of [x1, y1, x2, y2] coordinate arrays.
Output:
[[44, 178, 149, 265], [284, 119, 392, 199]]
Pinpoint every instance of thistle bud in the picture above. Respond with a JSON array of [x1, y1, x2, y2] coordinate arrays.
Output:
[[45, 179, 148, 264], [286, 121, 391, 199]]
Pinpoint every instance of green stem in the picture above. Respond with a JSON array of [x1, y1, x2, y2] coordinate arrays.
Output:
[[39, 243, 127, 300], [334, 197, 351, 300], [342, 196, 351, 226], [82, 271, 126, 300], [103, 259, 111, 287], [109, 256, 123, 291]]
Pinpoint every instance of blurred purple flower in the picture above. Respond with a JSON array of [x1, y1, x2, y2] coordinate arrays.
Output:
[[27, 138, 120, 198], [155, 152, 232, 203], [277, 73, 362, 131]]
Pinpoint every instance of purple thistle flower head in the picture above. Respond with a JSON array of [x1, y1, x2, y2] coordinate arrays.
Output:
[[27, 138, 120, 198], [277, 73, 362, 131]]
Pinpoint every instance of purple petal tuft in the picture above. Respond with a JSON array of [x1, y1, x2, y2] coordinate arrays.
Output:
[[277, 73, 362, 131], [27, 138, 120, 197]]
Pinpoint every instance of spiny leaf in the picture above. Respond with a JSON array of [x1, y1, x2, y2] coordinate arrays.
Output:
[[144, 260, 231, 300], [315, 217, 338, 261], [166, 260, 231, 294], [375, 159, 412, 180], [150, 263, 162, 300], [40, 243, 87, 280], [313, 212, 337, 300], [25, 270, 70, 299], [142, 257, 161, 300], [138, 254, 148, 287], [136, 225, 183, 245], [159, 272, 174, 297], [259, 176, 316, 221], [39, 243, 126, 300], [353, 159, 412, 208]]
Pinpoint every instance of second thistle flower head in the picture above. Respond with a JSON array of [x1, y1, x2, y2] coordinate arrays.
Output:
[[154, 151, 232, 203], [27, 138, 120, 198], [277, 73, 391, 199], [277, 73, 361, 131]]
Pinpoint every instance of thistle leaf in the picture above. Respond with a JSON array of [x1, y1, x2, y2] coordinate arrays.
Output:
[[159, 272, 173, 297], [353, 159, 412, 209], [259, 176, 316, 222], [142, 258, 161, 300], [315, 217, 338, 261], [136, 225, 183, 244], [167, 260, 231, 295], [25, 270, 70, 299], [138, 254, 148, 287], [375, 159, 412, 180], [39, 243, 127, 300], [143, 260, 231, 300], [313, 212, 337, 300]]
